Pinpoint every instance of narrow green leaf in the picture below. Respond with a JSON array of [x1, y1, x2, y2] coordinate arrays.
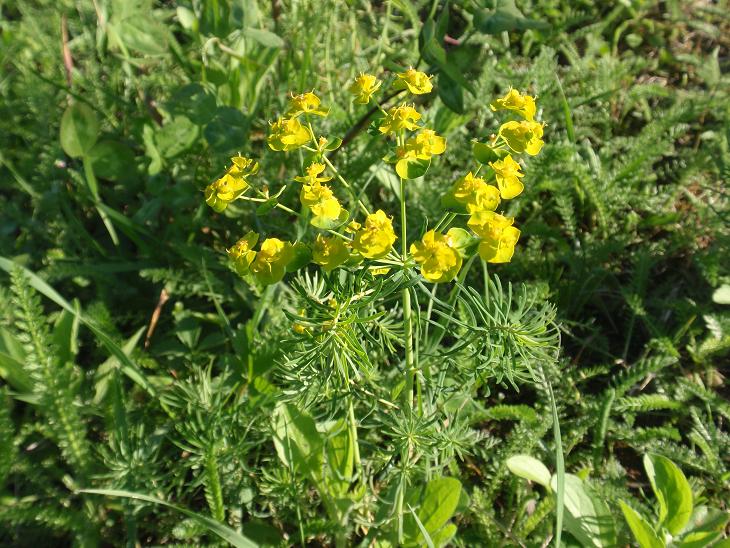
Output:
[[79, 489, 261, 548]]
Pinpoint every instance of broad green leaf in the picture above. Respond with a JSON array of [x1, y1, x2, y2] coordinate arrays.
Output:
[[176, 6, 197, 30], [644, 453, 693, 535], [506, 455, 551, 488], [420, 19, 475, 95], [244, 27, 284, 48], [712, 284, 730, 305], [326, 419, 354, 483], [677, 506, 729, 548], [60, 103, 99, 158], [88, 140, 137, 183], [473, 141, 509, 164], [437, 73, 464, 114], [169, 83, 218, 125], [395, 157, 430, 180], [0, 349, 32, 393], [473, 0, 549, 35], [620, 501, 664, 548], [204, 107, 250, 153], [286, 242, 312, 273], [272, 403, 324, 479], [155, 116, 199, 159], [79, 489, 260, 548], [416, 477, 461, 540], [310, 209, 349, 230], [551, 474, 617, 547], [445, 228, 474, 258], [408, 505, 435, 548]]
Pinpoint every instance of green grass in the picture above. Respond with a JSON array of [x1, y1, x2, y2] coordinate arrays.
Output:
[[1, 0, 729, 546]]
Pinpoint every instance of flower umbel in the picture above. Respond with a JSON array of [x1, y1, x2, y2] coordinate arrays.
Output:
[[268, 117, 311, 151], [490, 154, 525, 199], [352, 209, 397, 259], [490, 88, 537, 121], [204, 156, 259, 212], [312, 234, 350, 272], [349, 73, 382, 105], [286, 91, 328, 117], [451, 172, 501, 213], [250, 238, 294, 285], [294, 162, 333, 185], [410, 230, 463, 283], [379, 104, 421, 134], [300, 182, 343, 225], [468, 210, 521, 263], [498, 120, 545, 156], [394, 68, 433, 95], [398, 129, 446, 160]]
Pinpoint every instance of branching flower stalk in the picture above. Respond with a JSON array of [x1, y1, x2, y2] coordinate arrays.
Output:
[[203, 74, 546, 545]]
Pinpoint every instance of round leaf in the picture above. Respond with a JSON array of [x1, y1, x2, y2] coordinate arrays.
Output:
[[395, 157, 431, 180], [60, 103, 100, 158]]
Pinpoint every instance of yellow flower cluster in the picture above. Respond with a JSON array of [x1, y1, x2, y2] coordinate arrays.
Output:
[[228, 232, 295, 285], [207, 83, 545, 288], [410, 230, 462, 283], [455, 88, 545, 263], [204, 156, 259, 212]]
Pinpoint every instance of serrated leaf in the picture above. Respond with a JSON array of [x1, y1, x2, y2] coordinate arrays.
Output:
[[60, 103, 99, 158]]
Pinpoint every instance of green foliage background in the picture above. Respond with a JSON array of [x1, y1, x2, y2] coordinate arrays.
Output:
[[0, 0, 728, 545]]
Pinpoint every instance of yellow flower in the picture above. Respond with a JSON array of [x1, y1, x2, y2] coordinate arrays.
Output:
[[229, 155, 260, 178], [205, 174, 245, 212], [378, 104, 421, 134], [300, 182, 342, 223], [349, 73, 382, 104], [228, 231, 259, 275], [398, 129, 446, 160], [286, 91, 328, 117], [312, 234, 350, 272], [451, 172, 501, 213], [410, 230, 462, 283], [294, 162, 333, 184], [250, 238, 294, 285], [268, 117, 311, 151], [468, 210, 521, 263], [204, 156, 259, 212], [489, 154, 524, 199], [498, 120, 545, 156], [394, 68, 433, 95], [352, 209, 397, 259], [490, 88, 537, 121]]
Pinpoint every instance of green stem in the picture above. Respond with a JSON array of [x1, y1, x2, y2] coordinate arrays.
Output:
[[321, 154, 370, 216], [400, 176, 415, 411]]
